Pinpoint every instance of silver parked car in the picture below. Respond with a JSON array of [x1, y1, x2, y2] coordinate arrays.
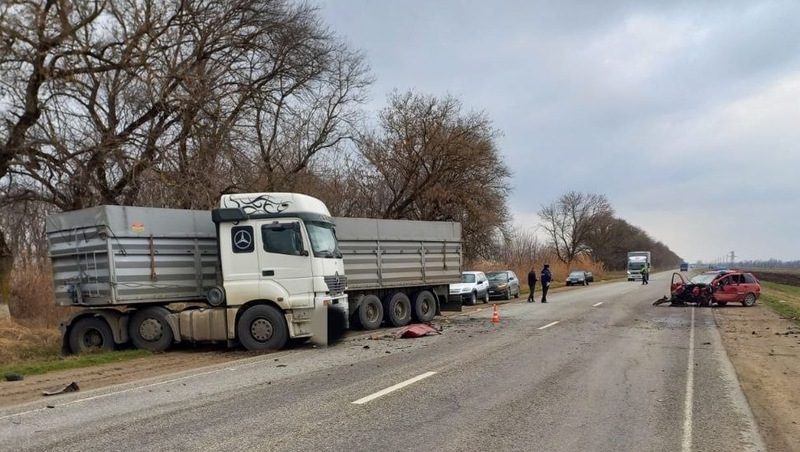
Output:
[[449, 271, 491, 305], [487, 271, 520, 300]]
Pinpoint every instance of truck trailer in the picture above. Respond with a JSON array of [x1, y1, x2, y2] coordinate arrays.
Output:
[[46, 193, 462, 354]]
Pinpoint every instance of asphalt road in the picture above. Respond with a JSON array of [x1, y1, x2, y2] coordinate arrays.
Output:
[[0, 273, 765, 452]]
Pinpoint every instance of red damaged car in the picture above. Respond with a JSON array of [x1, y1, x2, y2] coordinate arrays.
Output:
[[655, 270, 761, 307]]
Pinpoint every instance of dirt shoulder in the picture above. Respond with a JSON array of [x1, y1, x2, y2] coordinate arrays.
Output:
[[714, 303, 800, 452]]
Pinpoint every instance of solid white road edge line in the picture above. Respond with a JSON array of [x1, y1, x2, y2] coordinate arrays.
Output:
[[592, 302, 604, 307], [352, 371, 437, 405], [537, 321, 560, 330], [682, 307, 696, 452]]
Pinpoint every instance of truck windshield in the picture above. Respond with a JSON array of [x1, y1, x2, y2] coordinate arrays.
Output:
[[306, 221, 341, 258], [628, 263, 645, 271]]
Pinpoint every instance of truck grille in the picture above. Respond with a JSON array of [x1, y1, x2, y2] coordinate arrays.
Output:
[[324, 275, 347, 295]]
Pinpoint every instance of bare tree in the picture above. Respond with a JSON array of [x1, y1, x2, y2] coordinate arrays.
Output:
[[340, 91, 512, 260], [0, 0, 371, 314], [538, 191, 613, 266]]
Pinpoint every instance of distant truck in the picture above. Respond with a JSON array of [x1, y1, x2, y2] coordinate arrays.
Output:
[[626, 251, 651, 281], [46, 193, 462, 354], [680, 262, 689, 272]]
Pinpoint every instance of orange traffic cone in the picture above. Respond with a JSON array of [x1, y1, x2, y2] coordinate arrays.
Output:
[[491, 304, 500, 324]]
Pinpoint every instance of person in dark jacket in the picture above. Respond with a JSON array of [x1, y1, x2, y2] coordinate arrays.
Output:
[[540, 264, 552, 303], [527, 268, 537, 302]]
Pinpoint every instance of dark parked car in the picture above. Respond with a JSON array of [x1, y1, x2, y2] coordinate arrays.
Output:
[[565, 270, 590, 286], [487, 271, 520, 300]]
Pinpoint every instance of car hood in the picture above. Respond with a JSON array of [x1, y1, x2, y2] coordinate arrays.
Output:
[[488, 281, 509, 288], [450, 282, 477, 291]]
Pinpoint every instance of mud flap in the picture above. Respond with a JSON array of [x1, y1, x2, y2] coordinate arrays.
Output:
[[438, 296, 462, 312]]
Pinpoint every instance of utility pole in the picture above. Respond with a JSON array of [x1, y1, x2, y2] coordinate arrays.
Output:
[[729, 251, 736, 267]]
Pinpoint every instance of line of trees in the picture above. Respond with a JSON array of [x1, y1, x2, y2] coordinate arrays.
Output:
[[536, 191, 681, 270], [0, 0, 513, 313]]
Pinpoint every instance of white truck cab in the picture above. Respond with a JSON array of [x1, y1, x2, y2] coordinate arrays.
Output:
[[214, 193, 348, 343]]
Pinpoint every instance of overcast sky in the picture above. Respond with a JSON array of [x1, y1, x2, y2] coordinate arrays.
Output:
[[319, 0, 800, 262]]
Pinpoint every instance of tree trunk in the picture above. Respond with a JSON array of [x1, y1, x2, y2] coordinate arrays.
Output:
[[0, 229, 12, 320]]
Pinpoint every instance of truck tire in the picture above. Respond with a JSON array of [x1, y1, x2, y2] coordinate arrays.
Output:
[[358, 295, 383, 330], [384, 292, 412, 327], [68, 317, 115, 354], [129, 307, 174, 352], [412, 290, 437, 322], [237, 305, 288, 351]]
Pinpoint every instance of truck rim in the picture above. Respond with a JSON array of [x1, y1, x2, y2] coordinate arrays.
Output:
[[251, 318, 274, 341], [366, 303, 379, 322], [139, 318, 164, 341], [82, 329, 104, 349], [394, 302, 407, 319]]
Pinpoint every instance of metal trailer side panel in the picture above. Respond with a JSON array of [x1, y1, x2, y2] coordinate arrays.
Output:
[[46, 206, 219, 307], [333, 217, 462, 291]]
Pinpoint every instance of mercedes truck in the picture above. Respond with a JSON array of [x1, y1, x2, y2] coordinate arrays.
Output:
[[46, 193, 461, 354]]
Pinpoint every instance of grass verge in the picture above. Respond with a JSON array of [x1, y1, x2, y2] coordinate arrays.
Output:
[[760, 281, 800, 324], [1, 349, 151, 378]]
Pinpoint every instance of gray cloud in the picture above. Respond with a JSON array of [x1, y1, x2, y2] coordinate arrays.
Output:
[[320, 0, 800, 261]]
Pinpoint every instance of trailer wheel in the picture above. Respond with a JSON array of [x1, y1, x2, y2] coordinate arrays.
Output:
[[237, 305, 288, 351], [358, 295, 383, 330], [129, 307, 174, 352], [413, 291, 437, 322], [384, 292, 412, 327], [68, 317, 115, 354]]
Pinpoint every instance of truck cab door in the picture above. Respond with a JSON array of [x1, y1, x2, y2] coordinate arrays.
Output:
[[256, 220, 314, 308]]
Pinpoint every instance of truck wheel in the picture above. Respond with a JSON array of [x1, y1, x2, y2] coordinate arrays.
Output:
[[742, 293, 757, 307], [413, 291, 437, 322], [237, 305, 288, 351], [68, 317, 115, 354], [129, 307, 174, 352], [384, 292, 412, 327], [358, 295, 383, 330]]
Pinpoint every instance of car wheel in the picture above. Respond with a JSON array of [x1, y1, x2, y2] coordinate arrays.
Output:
[[467, 292, 477, 305], [483, 291, 489, 304], [583, 280, 588, 286], [504, 289, 511, 300], [68, 317, 115, 354], [742, 293, 757, 307]]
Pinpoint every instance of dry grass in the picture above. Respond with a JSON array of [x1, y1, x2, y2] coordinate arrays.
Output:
[[8, 260, 69, 327], [0, 318, 62, 365]]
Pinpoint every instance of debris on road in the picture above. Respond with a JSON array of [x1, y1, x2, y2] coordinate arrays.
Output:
[[397, 324, 441, 339], [4, 373, 23, 382], [42, 382, 80, 396]]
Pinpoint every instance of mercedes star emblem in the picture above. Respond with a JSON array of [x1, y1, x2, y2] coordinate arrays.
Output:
[[233, 230, 252, 250]]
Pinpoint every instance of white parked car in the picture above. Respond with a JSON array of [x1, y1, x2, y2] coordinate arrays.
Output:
[[449, 271, 490, 305]]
